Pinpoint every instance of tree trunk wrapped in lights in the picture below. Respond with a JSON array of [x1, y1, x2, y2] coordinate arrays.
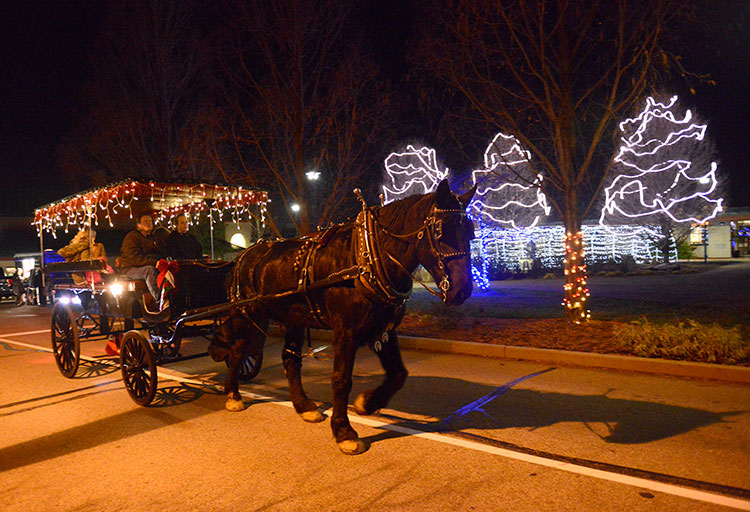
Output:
[[563, 231, 590, 323]]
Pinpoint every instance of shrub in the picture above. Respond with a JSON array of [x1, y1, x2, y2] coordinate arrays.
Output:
[[614, 318, 749, 364], [677, 241, 695, 260]]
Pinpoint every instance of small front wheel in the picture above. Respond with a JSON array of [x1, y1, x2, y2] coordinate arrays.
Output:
[[120, 331, 158, 406], [235, 351, 263, 382], [51, 303, 80, 378]]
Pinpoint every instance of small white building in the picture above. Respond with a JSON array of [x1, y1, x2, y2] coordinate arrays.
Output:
[[688, 207, 750, 260]]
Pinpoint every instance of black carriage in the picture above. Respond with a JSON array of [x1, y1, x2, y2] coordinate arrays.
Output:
[[36, 180, 268, 406]]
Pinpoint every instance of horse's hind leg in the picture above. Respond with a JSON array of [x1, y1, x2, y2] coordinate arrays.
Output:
[[353, 330, 408, 416], [282, 326, 324, 423]]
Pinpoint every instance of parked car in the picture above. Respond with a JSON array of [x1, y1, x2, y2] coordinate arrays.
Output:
[[0, 269, 18, 301]]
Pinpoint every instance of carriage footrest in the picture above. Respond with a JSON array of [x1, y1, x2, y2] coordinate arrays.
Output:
[[138, 306, 172, 323]]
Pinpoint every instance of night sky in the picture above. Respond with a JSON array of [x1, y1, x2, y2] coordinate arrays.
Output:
[[1, 1, 749, 218]]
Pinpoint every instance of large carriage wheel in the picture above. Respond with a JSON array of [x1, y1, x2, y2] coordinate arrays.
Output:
[[120, 331, 158, 406], [51, 303, 80, 378], [231, 350, 263, 382]]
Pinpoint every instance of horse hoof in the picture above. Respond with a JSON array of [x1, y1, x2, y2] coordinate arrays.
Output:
[[338, 438, 368, 455], [225, 397, 245, 412], [352, 393, 368, 415], [301, 409, 325, 423]]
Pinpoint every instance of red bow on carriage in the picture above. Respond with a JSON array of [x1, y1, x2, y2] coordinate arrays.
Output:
[[156, 259, 180, 291]]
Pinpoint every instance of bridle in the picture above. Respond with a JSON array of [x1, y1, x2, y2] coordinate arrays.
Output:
[[354, 192, 473, 304]]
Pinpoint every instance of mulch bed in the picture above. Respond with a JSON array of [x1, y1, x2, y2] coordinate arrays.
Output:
[[399, 315, 633, 356], [399, 315, 750, 366]]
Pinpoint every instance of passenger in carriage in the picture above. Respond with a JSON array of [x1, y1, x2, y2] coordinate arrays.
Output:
[[57, 228, 111, 286], [119, 212, 166, 311], [167, 213, 203, 260]]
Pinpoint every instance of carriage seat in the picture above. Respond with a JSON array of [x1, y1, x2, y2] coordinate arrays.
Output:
[[52, 282, 108, 292], [113, 257, 151, 293]]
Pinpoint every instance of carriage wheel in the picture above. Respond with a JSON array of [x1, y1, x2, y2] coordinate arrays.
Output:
[[96, 294, 117, 336], [51, 303, 80, 378], [120, 331, 158, 406], [231, 350, 263, 382], [99, 314, 114, 336]]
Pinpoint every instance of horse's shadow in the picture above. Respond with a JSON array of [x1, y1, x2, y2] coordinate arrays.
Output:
[[328, 372, 745, 446]]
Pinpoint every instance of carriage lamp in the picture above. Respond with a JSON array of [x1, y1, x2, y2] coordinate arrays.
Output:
[[59, 295, 81, 306], [109, 282, 124, 297]]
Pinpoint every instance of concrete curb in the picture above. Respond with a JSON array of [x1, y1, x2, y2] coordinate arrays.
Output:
[[397, 335, 750, 384], [268, 325, 750, 384]]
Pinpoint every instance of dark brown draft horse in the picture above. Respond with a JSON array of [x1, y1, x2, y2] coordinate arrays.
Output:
[[212, 180, 475, 454]]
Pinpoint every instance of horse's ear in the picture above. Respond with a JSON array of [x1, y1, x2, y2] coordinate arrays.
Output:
[[435, 179, 452, 207], [458, 184, 477, 209]]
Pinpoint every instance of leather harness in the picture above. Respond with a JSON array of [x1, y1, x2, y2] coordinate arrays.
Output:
[[230, 196, 471, 330]]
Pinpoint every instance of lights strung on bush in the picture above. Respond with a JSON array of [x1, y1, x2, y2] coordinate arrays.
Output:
[[34, 180, 268, 237], [470, 223, 676, 289], [599, 95, 723, 236], [382, 145, 448, 204], [562, 231, 590, 323]]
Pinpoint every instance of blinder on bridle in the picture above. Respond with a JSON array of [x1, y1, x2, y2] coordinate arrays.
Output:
[[353, 187, 475, 304], [416, 205, 475, 298], [428, 209, 475, 244]]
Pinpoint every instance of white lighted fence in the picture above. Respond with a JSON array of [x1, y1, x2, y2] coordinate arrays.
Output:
[[471, 224, 676, 287]]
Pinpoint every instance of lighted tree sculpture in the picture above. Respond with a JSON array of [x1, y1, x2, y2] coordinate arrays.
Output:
[[469, 132, 550, 229], [599, 95, 723, 262], [468, 132, 551, 289], [383, 145, 448, 204]]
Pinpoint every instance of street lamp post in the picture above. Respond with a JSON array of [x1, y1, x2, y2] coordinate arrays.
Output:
[[290, 202, 300, 235], [306, 170, 320, 229]]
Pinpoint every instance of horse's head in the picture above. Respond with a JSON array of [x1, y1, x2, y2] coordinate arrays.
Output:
[[418, 180, 476, 305]]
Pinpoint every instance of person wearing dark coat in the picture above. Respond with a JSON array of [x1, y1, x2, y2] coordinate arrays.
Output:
[[11, 271, 24, 306], [119, 213, 165, 303], [167, 213, 203, 260]]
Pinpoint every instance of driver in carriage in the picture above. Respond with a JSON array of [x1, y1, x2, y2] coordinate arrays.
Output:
[[119, 212, 167, 314], [167, 213, 203, 260]]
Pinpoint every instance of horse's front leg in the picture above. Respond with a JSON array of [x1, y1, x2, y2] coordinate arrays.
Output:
[[282, 326, 325, 423], [331, 329, 367, 455], [215, 314, 266, 412], [223, 335, 249, 411], [353, 330, 408, 416]]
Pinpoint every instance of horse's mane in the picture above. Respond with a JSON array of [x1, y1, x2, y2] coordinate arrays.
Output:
[[375, 192, 434, 232]]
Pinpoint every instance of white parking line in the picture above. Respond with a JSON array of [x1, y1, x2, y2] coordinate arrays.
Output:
[[1, 329, 50, 337], [2, 335, 749, 510]]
